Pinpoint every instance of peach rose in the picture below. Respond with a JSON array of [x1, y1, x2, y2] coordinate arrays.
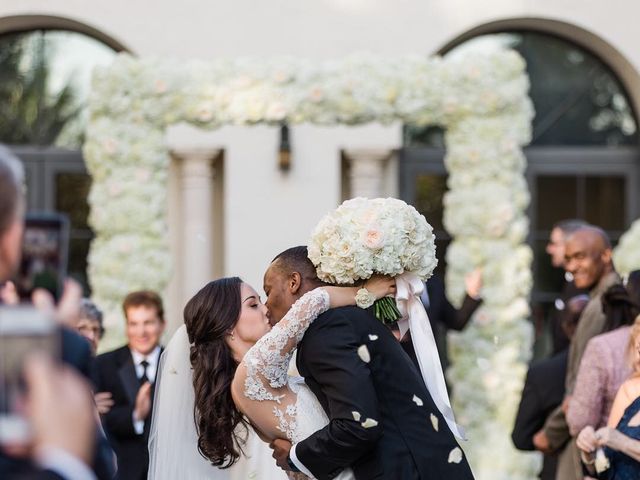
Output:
[[362, 227, 385, 250]]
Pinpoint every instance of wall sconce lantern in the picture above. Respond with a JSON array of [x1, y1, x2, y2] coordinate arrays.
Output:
[[278, 123, 291, 171]]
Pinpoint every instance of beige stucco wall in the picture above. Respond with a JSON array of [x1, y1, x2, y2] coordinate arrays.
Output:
[[1, 0, 639, 330]]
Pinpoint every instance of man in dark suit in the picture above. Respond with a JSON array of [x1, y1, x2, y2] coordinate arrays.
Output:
[[265, 246, 475, 480], [511, 294, 588, 480], [544, 219, 589, 353], [399, 271, 482, 371], [93, 291, 165, 480]]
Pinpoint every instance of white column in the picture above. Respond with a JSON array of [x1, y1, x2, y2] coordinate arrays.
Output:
[[173, 148, 221, 306], [344, 148, 393, 199]]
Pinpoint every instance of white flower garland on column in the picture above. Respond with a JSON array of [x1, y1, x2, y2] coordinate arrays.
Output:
[[613, 219, 640, 277], [84, 50, 539, 477], [444, 114, 539, 478]]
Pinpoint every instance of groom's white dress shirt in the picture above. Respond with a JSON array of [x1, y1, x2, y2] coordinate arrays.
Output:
[[289, 444, 314, 477]]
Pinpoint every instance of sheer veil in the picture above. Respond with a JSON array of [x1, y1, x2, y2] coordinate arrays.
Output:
[[148, 325, 230, 480]]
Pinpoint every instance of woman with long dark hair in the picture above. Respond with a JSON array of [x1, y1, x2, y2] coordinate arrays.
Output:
[[148, 275, 394, 479]]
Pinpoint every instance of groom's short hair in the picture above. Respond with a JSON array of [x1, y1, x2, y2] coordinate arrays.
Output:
[[272, 246, 322, 285]]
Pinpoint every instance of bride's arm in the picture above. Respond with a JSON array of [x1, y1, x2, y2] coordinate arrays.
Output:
[[230, 277, 394, 437], [242, 276, 394, 393]]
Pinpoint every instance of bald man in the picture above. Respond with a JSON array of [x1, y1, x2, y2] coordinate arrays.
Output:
[[536, 226, 620, 480]]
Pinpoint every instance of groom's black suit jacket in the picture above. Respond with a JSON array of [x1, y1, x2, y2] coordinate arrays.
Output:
[[296, 306, 475, 480], [93, 345, 161, 480]]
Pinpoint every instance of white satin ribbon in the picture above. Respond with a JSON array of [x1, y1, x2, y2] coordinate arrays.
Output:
[[395, 272, 466, 440]]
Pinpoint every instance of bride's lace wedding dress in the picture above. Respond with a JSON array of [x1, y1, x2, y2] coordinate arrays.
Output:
[[233, 288, 354, 480], [149, 289, 353, 480]]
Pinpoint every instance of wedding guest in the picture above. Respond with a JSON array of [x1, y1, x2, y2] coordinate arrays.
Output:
[[93, 290, 165, 480], [513, 294, 588, 480], [400, 269, 483, 370], [625, 270, 640, 307], [5, 355, 99, 480], [545, 219, 589, 353], [77, 298, 105, 355], [0, 145, 100, 479], [74, 298, 115, 416], [537, 225, 620, 480], [567, 285, 639, 438], [577, 316, 640, 479]]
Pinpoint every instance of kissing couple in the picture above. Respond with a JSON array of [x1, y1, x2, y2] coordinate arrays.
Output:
[[149, 198, 475, 480]]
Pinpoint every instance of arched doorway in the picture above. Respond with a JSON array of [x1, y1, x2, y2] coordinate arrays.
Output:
[[0, 18, 124, 293], [401, 27, 640, 355]]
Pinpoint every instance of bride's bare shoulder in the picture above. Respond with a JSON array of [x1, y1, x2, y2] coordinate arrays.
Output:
[[230, 361, 248, 406]]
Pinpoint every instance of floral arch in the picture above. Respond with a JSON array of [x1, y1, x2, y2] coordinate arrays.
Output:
[[85, 50, 537, 478]]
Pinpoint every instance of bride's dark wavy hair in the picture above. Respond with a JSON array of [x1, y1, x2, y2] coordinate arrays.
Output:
[[183, 277, 248, 468]]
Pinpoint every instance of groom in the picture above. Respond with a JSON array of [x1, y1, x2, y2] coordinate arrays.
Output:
[[264, 246, 475, 480]]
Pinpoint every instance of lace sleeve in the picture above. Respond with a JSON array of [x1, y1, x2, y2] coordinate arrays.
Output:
[[243, 288, 330, 402]]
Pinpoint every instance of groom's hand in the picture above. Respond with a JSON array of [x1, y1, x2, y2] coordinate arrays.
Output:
[[270, 438, 293, 471]]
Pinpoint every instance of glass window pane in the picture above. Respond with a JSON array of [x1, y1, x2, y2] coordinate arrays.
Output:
[[584, 176, 626, 230], [68, 238, 91, 296], [414, 174, 447, 231], [405, 31, 638, 147], [0, 30, 117, 147], [532, 239, 565, 294], [434, 237, 450, 278], [55, 172, 91, 230], [536, 176, 578, 229]]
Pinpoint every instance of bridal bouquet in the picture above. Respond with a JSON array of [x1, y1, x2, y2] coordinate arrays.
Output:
[[308, 197, 438, 323]]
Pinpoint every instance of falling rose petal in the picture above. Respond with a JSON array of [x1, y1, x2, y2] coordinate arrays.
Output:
[[361, 418, 378, 428], [412, 395, 424, 407], [357, 345, 371, 363], [352, 411, 361, 422], [368, 334, 378, 341], [430, 413, 439, 431], [448, 447, 463, 464]]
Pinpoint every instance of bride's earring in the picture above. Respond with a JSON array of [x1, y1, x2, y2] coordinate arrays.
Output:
[[229, 331, 235, 341]]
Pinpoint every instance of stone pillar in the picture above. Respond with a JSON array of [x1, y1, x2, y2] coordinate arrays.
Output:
[[172, 148, 221, 307], [344, 148, 393, 198]]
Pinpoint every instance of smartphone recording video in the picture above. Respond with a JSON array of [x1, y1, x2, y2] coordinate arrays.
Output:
[[14, 213, 69, 302], [0, 307, 59, 445]]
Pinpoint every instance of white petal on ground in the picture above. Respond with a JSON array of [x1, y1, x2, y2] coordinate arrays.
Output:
[[430, 413, 439, 431], [412, 395, 424, 406], [448, 447, 463, 464], [357, 344, 371, 363], [352, 411, 361, 421], [361, 418, 378, 428], [368, 334, 378, 341]]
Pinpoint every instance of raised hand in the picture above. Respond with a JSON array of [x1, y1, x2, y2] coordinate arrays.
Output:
[[363, 275, 396, 300], [134, 382, 153, 422]]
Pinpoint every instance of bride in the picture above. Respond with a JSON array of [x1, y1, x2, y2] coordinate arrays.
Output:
[[148, 275, 394, 479]]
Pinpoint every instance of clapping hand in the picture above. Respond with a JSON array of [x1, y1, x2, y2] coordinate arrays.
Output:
[[577, 426, 598, 454], [95, 391, 115, 415], [133, 382, 153, 422]]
